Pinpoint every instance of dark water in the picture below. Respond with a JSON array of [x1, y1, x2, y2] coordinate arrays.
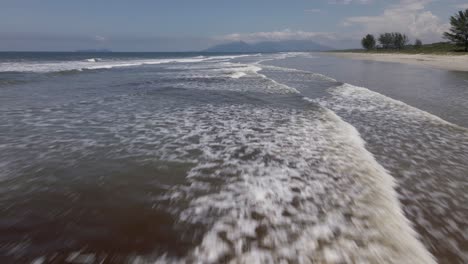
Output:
[[0, 52, 467, 263]]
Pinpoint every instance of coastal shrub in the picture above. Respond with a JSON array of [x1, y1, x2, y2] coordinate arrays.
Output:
[[378, 32, 409, 50], [393, 33, 409, 49], [378, 33, 394, 49], [414, 39, 423, 49], [361, 34, 376, 50], [444, 9, 468, 52]]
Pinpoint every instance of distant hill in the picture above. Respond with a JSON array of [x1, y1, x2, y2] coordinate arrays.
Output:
[[204, 40, 331, 52]]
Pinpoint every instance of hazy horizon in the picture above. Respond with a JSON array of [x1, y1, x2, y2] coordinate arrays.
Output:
[[1, 0, 467, 51]]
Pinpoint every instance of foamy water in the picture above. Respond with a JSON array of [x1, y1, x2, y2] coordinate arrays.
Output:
[[0, 54, 255, 73], [154, 106, 434, 263], [0, 52, 466, 263]]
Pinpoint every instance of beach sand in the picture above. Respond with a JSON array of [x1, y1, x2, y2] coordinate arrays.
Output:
[[328, 52, 468, 72]]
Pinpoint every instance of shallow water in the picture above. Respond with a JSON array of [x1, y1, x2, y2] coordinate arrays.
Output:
[[0, 52, 467, 263]]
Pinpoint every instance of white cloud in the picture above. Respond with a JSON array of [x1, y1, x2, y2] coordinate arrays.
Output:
[[214, 30, 363, 49], [329, 0, 372, 4], [455, 3, 468, 9], [215, 29, 337, 43], [304, 9, 322, 13], [214, 0, 451, 49], [343, 0, 449, 42], [95, 35, 107, 42]]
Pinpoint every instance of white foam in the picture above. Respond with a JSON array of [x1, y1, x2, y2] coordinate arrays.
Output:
[[227, 64, 263, 79], [245, 52, 317, 66], [229, 71, 247, 79], [311, 82, 468, 262], [160, 61, 299, 94], [2, 97, 437, 262], [1, 53, 446, 263], [0, 53, 264, 74], [321, 83, 467, 130], [85, 58, 101, 62], [204, 54, 261, 60], [0, 55, 258, 73], [147, 104, 435, 263], [258, 64, 339, 82]]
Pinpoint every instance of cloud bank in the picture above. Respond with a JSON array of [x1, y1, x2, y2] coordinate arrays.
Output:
[[216, 29, 337, 43], [213, 0, 451, 49], [343, 0, 449, 43]]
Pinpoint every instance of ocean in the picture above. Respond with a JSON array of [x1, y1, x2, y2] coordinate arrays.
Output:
[[0, 52, 467, 263]]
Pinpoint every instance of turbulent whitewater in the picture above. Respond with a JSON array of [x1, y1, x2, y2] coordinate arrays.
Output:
[[0, 52, 467, 263]]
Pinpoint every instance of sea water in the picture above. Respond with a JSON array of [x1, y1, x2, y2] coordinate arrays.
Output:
[[0, 52, 467, 263]]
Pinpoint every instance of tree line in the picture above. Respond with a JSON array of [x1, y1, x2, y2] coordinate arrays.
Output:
[[361, 8, 468, 52], [361, 33, 418, 50]]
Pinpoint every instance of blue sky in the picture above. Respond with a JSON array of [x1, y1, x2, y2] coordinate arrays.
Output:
[[1, 0, 467, 51]]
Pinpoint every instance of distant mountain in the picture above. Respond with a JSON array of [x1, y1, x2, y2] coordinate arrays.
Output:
[[204, 40, 331, 52]]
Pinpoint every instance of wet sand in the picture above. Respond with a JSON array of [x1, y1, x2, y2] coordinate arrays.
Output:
[[328, 52, 468, 72]]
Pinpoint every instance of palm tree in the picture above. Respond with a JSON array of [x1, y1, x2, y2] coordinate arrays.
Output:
[[444, 9, 468, 52]]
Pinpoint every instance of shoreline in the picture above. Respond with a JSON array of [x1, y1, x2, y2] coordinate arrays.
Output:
[[326, 52, 468, 72]]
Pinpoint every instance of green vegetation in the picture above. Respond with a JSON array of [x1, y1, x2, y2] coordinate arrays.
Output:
[[340, 8, 468, 54], [392, 33, 409, 50], [443, 9, 468, 52], [377, 32, 409, 50], [361, 34, 376, 50], [414, 39, 422, 49], [335, 42, 465, 54]]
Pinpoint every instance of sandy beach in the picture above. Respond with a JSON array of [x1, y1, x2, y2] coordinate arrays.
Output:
[[328, 52, 468, 72]]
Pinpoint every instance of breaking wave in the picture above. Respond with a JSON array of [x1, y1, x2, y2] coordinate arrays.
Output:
[[2, 52, 451, 263], [0, 54, 254, 73]]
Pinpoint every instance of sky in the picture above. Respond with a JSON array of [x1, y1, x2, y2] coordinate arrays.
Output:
[[1, 0, 467, 51]]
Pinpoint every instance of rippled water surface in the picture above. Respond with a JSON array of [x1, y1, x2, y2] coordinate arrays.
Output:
[[0, 52, 467, 263]]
